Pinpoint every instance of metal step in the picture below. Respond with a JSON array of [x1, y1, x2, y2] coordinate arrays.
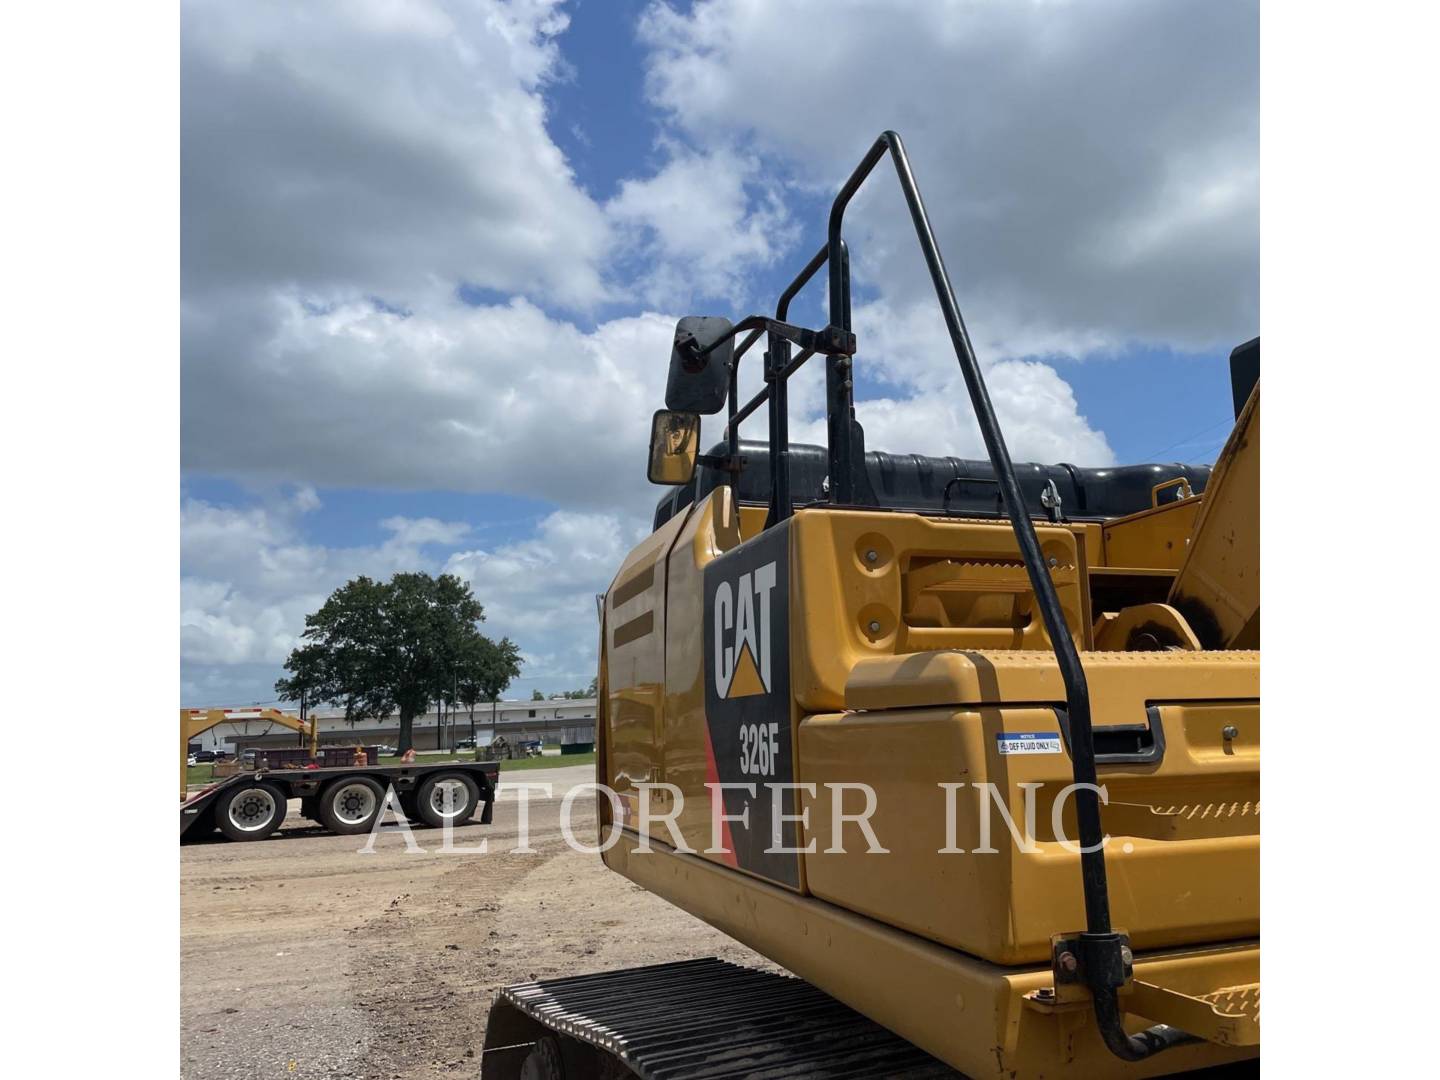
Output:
[[483, 957, 957, 1079], [1127, 980, 1261, 1048]]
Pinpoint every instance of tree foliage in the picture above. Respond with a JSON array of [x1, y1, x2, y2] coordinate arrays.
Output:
[[276, 572, 518, 754], [273, 641, 328, 722], [556, 678, 597, 699], [459, 635, 523, 714]]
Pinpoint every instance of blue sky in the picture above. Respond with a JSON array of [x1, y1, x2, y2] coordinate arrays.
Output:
[[180, 0, 1257, 707]]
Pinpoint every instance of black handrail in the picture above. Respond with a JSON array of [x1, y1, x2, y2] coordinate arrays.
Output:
[[703, 253, 855, 521], [772, 130, 1184, 1062], [726, 348, 816, 434], [721, 240, 843, 520]]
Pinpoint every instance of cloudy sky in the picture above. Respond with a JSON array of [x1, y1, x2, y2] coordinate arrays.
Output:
[[180, 0, 1258, 707]]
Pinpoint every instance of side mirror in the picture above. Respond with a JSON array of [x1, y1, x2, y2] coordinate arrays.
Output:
[[647, 410, 701, 486], [666, 316, 733, 415]]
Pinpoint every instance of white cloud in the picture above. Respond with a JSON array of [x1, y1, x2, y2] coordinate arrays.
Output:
[[834, 361, 1112, 467], [182, 0, 695, 516], [182, 0, 609, 309], [379, 516, 473, 547], [639, 0, 1259, 356], [183, 293, 678, 517], [837, 295, 1112, 465], [607, 147, 797, 306], [444, 510, 647, 682]]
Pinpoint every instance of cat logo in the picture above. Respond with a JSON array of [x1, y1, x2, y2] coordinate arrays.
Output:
[[713, 562, 777, 698], [702, 524, 798, 888]]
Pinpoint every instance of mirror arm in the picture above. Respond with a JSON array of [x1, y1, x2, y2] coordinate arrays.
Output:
[[685, 315, 854, 366], [675, 317, 763, 371], [672, 309, 850, 488], [733, 327, 764, 363]]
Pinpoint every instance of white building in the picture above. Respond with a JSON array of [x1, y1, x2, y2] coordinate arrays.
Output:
[[186, 697, 597, 754]]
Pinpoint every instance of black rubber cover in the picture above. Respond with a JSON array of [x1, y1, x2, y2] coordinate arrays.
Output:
[[654, 440, 1209, 531], [1229, 337, 1260, 419]]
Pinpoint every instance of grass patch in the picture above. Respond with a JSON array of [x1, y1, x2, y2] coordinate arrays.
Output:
[[498, 751, 595, 771]]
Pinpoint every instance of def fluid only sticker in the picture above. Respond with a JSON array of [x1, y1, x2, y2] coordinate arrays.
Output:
[[997, 732, 1063, 755]]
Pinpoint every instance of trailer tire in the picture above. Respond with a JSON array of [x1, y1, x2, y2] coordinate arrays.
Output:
[[414, 772, 480, 828], [215, 781, 287, 841], [318, 775, 386, 835]]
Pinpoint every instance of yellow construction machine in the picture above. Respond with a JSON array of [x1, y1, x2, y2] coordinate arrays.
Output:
[[483, 131, 1259, 1078], [180, 707, 317, 802]]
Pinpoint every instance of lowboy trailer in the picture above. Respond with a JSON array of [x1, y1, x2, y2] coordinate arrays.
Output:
[[180, 759, 499, 842]]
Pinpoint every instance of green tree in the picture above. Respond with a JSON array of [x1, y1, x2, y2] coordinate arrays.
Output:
[[303, 576, 394, 728], [273, 641, 329, 728], [460, 635, 523, 739], [281, 572, 488, 754], [532, 688, 545, 701], [560, 677, 597, 700], [454, 635, 486, 741], [382, 572, 485, 753]]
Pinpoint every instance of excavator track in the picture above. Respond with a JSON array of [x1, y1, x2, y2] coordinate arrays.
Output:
[[479, 957, 957, 1079]]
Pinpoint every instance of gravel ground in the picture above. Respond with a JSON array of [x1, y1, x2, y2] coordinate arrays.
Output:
[[180, 765, 772, 1080]]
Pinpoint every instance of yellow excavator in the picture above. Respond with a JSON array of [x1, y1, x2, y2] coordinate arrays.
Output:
[[483, 131, 1259, 1079]]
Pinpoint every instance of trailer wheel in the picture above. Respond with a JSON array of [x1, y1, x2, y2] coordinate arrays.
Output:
[[215, 782, 287, 841], [414, 772, 480, 828], [318, 776, 386, 835]]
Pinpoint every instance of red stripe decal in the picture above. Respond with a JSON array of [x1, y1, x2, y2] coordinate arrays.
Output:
[[702, 724, 738, 868]]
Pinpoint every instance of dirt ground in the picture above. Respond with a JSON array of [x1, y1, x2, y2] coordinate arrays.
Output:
[[180, 765, 773, 1080]]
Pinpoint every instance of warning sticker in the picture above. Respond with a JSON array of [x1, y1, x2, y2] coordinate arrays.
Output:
[[996, 732, 1063, 756]]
